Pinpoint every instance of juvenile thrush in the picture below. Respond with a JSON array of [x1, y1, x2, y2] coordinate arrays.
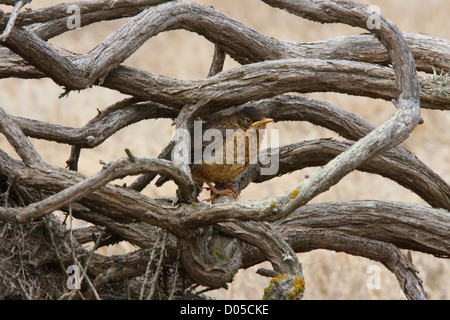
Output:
[[156, 107, 273, 202]]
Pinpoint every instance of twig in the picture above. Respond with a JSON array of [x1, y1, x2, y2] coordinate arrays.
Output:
[[124, 148, 136, 163], [139, 231, 162, 300], [66, 146, 81, 171], [67, 204, 101, 300], [0, 107, 43, 166], [168, 249, 181, 300], [44, 215, 68, 277], [65, 204, 85, 300], [3, 177, 15, 209], [0, 0, 31, 42], [146, 231, 168, 300], [79, 227, 105, 286], [207, 44, 226, 77], [256, 268, 280, 278]]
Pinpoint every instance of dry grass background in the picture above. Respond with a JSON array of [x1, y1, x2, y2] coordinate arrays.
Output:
[[0, 0, 449, 299]]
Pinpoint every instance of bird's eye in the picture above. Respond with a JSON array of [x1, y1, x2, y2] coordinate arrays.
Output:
[[245, 119, 252, 124]]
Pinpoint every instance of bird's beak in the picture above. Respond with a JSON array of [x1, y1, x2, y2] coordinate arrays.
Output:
[[251, 118, 274, 128]]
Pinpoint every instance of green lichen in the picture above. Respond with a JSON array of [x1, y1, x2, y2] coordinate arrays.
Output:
[[210, 249, 222, 262]]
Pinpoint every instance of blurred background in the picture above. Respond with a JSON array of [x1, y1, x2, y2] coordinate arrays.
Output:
[[0, 0, 448, 299]]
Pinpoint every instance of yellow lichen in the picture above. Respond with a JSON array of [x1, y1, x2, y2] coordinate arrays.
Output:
[[191, 202, 197, 206], [288, 276, 305, 300], [263, 275, 288, 300], [263, 275, 304, 300], [270, 200, 276, 207], [290, 189, 299, 199]]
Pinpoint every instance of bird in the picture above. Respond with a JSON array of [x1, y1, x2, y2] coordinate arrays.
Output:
[[156, 107, 273, 202]]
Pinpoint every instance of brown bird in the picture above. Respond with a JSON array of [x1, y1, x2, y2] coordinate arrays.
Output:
[[156, 107, 273, 202]]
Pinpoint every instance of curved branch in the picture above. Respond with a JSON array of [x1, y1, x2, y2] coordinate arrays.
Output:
[[0, 155, 197, 224], [275, 200, 450, 258], [252, 0, 421, 220], [5, 0, 449, 74], [0, 151, 194, 237], [103, 59, 447, 111], [18, 1, 169, 36], [235, 139, 450, 210], [261, 0, 418, 95], [242, 227, 428, 300], [218, 220, 305, 299], [0, 107, 43, 166], [10, 98, 177, 148], [2, 1, 448, 109]]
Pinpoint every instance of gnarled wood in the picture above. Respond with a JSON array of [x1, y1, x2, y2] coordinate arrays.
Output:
[[0, 0, 448, 300]]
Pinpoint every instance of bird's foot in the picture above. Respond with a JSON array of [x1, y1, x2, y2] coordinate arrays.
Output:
[[202, 182, 239, 202], [215, 183, 239, 199]]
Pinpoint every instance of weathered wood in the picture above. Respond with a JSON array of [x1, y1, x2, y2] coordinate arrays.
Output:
[[1, 2, 448, 109], [0, 0, 448, 300]]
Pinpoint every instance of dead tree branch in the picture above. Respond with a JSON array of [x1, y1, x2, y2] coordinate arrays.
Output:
[[0, 0, 448, 300]]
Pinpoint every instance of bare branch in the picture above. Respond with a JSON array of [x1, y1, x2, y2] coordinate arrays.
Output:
[[207, 44, 226, 78], [235, 139, 450, 210], [0, 152, 195, 236], [5, 0, 445, 76], [248, 0, 421, 220], [261, 227, 427, 300], [1, 1, 447, 109], [0, 0, 30, 42], [2, 160, 125, 223], [216, 220, 305, 299], [104, 59, 447, 111], [0, 107, 43, 166], [0, 0, 447, 300], [275, 200, 450, 258], [9, 99, 176, 148]]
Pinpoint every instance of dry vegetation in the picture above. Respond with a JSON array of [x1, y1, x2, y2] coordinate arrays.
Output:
[[0, 0, 449, 299]]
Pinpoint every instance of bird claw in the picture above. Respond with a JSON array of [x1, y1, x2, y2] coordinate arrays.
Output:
[[201, 183, 240, 202]]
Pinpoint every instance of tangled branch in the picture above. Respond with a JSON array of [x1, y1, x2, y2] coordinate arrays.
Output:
[[0, 0, 449, 300]]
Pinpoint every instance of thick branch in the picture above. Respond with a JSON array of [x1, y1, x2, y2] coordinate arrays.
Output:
[[0, 151, 194, 237], [101, 59, 446, 111], [243, 227, 427, 300], [247, 0, 421, 220], [218, 220, 305, 299], [1, 1, 447, 109], [275, 200, 450, 258], [9, 1, 450, 74], [235, 139, 450, 211]]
